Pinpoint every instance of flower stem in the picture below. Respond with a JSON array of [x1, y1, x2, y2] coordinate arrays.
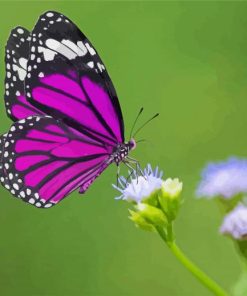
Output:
[[156, 227, 229, 296]]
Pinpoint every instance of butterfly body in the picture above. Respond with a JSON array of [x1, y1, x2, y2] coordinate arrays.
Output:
[[111, 139, 136, 165]]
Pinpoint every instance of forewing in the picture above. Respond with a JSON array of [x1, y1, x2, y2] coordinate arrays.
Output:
[[25, 11, 124, 143], [4, 26, 43, 121], [1, 116, 112, 208]]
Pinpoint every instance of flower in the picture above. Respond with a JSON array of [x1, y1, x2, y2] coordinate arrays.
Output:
[[162, 178, 183, 199], [159, 178, 183, 221], [196, 158, 247, 199], [113, 164, 183, 231], [220, 204, 247, 240], [113, 164, 163, 203]]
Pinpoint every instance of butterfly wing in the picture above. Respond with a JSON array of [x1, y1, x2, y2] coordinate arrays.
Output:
[[2, 11, 126, 208], [25, 11, 124, 145], [0, 133, 11, 189], [1, 116, 113, 208], [4, 27, 43, 121]]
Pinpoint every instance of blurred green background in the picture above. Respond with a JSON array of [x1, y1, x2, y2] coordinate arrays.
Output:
[[0, 1, 246, 295]]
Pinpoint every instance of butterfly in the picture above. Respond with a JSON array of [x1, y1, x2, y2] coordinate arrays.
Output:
[[0, 11, 145, 209]]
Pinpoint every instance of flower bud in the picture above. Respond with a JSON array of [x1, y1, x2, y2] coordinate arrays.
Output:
[[162, 178, 183, 199], [128, 210, 155, 232], [136, 203, 168, 228], [159, 178, 183, 221]]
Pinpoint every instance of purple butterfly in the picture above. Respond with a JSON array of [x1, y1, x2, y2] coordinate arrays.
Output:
[[1, 11, 156, 209]]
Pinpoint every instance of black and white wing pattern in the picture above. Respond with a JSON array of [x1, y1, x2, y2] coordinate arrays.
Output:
[[4, 26, 43, 121]]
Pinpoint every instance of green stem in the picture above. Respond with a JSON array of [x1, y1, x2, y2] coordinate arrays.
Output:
[[166, 222, 174, 242], [156, 227, 229, 296]]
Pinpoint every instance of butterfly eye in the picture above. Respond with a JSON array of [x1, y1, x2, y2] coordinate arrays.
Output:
[[129, 138, 136, 150]]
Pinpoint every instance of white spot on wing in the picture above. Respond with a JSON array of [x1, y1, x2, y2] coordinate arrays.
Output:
[[17, 28, 24, 34], [77, 41, 88, 55], [85, 43, 96, 56], [46, 12, 54, 17], [19, 57, 27, 70], [87, 61, 94, 68], [38, 46, 57, 61], [97, 62, 105, 72], [29, 198, 35, 204], [62, 39, 87, 57], [13, 183, 19, 190], [45, 39, 77, 60], [12, 64, 26, 81]]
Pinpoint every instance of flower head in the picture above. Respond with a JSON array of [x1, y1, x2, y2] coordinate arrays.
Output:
[[113, 164, 163, 203], [196, 158, 247, 199], [220, 204, 247, 240]]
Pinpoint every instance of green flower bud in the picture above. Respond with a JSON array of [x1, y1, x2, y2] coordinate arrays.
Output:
[[162, 178, 183, 199], [129, 210, 155, 232], [136, 203, 168, 228], [159, 178, 183, 221]]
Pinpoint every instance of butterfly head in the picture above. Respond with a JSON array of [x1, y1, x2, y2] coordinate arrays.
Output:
[[128, 138, 136, 151]]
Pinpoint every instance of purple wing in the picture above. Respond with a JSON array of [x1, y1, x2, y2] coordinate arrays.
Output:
[[25, 11, 124, 145], [1, 116, 113, 208], [4, 26, 43, 121]]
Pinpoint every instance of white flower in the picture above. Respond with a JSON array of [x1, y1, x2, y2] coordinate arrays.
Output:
[[162, 178, 183, 198], [196, 158, 247, 199], [220, 204, 247, 240], [113, 164, 163, 203]]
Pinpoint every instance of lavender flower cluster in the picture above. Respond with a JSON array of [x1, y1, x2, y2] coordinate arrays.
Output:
[[197, 157, 247, 240], [197, 158, 247, 199]]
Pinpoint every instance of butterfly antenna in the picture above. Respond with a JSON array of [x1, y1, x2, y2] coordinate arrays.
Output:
[[129, 107, 144, 139], [136, 139, 147, 143], [133, 113, 159, 138]]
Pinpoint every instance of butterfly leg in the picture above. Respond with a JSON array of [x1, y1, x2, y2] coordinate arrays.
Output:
[[125, 156, 144, 178], [122, 161, 136, 185], [116, 164, 120, 187]]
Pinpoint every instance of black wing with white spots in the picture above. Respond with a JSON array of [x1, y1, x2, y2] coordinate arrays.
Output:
[[4, 26, 43, 121]]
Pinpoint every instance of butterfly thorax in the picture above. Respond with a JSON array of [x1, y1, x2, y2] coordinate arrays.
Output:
[[112, 138, 136, 165]]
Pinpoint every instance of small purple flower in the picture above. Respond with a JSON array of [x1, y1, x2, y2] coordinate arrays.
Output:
[[196, 158, 247, 199], [113, 164, 163, 203], [220, 204, 247, 240]]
